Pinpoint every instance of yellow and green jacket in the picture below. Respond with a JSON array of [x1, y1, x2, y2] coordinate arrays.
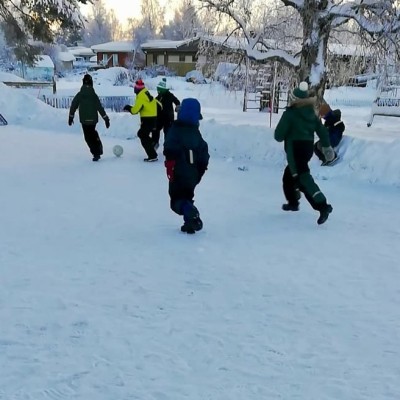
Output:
[[127, 88, 159, 119]]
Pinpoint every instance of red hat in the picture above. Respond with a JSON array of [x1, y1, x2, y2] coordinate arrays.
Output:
[[134, 79, 145, 92]]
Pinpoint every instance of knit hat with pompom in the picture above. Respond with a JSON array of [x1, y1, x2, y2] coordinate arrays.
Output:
[[292, 81, 309, 99], [157, 77, 168, 92]]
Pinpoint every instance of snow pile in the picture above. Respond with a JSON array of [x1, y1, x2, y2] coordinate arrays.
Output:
[[0, 83, 65, 128], [0, 71, 26, 83], [3, 75, 400, 186], [92, 67, 134, 86]]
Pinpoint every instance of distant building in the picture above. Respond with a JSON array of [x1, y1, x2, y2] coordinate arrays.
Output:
[[141, 39, 199, 76], [91, 41, 143, 68], [57, 51, 75, 71], [17, 55, 55, 81], [67, 46, 95, 63]]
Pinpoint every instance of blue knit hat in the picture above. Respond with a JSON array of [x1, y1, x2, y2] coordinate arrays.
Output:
[[177, 98, 203, 125]]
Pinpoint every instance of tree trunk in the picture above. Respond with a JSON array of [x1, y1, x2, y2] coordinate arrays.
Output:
[[297, 0, 330, 107]]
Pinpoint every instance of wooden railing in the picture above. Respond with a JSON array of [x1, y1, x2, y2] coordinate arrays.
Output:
[[3, 79, 57, 94]]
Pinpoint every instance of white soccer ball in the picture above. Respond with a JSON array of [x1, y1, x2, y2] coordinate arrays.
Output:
[[113, 144, 123, 157]]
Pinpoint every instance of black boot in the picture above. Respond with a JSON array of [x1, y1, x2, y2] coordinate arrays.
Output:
[[282, 203, 299, 211], [317, 204, 333, 225], [181, 205, 203, 233]]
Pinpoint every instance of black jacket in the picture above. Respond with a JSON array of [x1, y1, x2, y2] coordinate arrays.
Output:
[[164, 120, 209, 187], [156, 90, 180, 123], [69, 85, 107, 125]]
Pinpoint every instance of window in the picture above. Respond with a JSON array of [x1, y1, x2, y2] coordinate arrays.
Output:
[[157, 54, 165, 65], [168, 55, 179, 63], [179, 54, 185, 62], [102, 53, 108, 64], [185, 55, 193, 63], [112, 54, 118, 66]]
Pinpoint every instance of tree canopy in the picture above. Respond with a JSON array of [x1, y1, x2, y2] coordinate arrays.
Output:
[[0, 0, 89, 63]]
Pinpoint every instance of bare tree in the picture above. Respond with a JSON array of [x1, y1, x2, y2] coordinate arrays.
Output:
[[83, 0, 113, 46], [109, 10, 124, 41], [161, 0, 201, 40], [140, 0, 165, 37], [199, 0, 400, 101]]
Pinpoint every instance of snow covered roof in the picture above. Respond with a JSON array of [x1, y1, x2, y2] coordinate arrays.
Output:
[[328, 43, 373, 57], [141, 39, 195, 50], [67, 46, 95, 57], [0, 71, 26, 83], [34, 55, 54, 68], [201, 35, 247, 50], [58, 52, 75, 62], [91, 41, 135, 53]]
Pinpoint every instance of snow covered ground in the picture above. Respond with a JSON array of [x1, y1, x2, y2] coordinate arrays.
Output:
[[0, 73, 399, 400]]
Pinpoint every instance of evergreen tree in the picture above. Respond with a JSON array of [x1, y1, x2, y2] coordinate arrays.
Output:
[[0, 0, 88, 63]]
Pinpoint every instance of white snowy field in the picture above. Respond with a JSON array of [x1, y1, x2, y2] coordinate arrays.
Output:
[[0, 74, 400, 399]]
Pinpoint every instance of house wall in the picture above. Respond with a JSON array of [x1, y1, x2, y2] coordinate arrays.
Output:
[[96, 52, 130, 67], [17, 65, 55, 81], [144, 50, 198, 76], [60, 61, 73, 71]]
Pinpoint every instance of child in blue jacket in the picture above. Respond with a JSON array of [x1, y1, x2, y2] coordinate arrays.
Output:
[[314, 109, 345, 165], [163, 98, 209, 234]]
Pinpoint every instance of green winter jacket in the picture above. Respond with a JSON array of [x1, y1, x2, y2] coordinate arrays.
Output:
[[274, 98, 330, 145], [275, 97, 330, 147], [69, 85, 107, 125], [274, 97, 330, 174]]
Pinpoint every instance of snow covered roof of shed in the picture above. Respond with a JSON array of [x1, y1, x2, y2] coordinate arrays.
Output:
[[58, 52, 75, 62], [67, 46, 95, 56], [34, 55, 54, 68], [91, 41, 135, 52], [328, 43, 373, 57]]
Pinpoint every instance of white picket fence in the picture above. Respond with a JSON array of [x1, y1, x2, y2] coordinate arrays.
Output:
[[41, 95, 135, 112]]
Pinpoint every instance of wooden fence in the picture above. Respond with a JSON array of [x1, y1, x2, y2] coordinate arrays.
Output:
[[41, 95, 135, 112], [4, 80, 57, 94]]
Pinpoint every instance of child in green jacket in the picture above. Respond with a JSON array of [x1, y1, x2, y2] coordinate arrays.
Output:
[[68, 74, 110, 161], [274, 82, 334, 225]]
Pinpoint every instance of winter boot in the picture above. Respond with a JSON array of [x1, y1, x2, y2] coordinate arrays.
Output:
[[92, 155, 101, 161], [321, 153, 340, 166], [317, 204, 333, 225], [181, 203, 203, 234], [143, 157, 158, 162], [282, 203, 299, 211]]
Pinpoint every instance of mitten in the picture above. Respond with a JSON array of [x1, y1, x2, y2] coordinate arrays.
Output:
[[322, 146, 335, 162], [175, 105, 181, 112], [104, 116, 110, 129], [164, 159, 176, 182], [68, 115, 74, 126], [123, 105, 131, 112]]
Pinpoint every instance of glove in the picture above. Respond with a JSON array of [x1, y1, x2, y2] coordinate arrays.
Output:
[[175, 105, 181, 112], [164, 159, 176, 182], [68, 115, 74, 126], [123, 105, 131, 112], [104, 116, 110, 129], [322, 146, 335, 162]]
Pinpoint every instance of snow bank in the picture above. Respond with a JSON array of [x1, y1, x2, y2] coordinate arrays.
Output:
[[2, 78, 400, 187], [0, 71, 26, 82]]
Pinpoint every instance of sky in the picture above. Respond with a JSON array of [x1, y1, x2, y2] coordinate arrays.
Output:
[[82, 0, 175, 25]]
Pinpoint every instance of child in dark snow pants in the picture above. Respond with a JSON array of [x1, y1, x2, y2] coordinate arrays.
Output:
[[68, 74, 110, 161], [163, 98, 209, 234], [275, 81, 335, 225]]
